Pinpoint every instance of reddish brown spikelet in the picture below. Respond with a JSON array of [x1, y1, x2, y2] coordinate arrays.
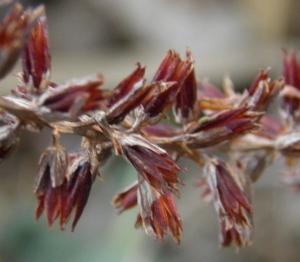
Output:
[[39, 74, 107, 120], [214, 162, 252, 226], [151, 50, 181, 83], [173, 50, 197, 124], [174, 67, 197, 123], [62, 162, 93, 231], [120, 135, 183, 195], [186, 107, 259, 148], [219, 220, 252, 248], [21, 11, 50, 92], [248, 69, 270, 96], [160, 191, 183, 243], [283, 50, 300, 89], [204, 159, 253, 248], [282, 50, 300, 116], [141, 123, 181, 138], [243, 70, 284, 112], [143, 50, 194, 118], [0, 4, 43, 78], [34, 151, 95, 231], [109, 63, 145, 106], [34, 145, 68, 229], [112, 181, 138, 214], [43, 179, 64, 228], [106, 63, 154, 124], [136, 179, 183, 244], [34, 166, 63, 228]]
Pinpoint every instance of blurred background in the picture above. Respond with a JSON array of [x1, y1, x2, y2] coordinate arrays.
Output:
[[1, 0, 300, 261]]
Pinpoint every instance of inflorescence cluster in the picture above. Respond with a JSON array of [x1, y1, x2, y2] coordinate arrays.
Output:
[[1, 2, 300, 249]]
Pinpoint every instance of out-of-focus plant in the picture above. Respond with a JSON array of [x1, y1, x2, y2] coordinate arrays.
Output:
[[0, 1, 299, 249]]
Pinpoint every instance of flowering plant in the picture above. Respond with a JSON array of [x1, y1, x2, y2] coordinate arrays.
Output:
[[1, 2, 300, 249]]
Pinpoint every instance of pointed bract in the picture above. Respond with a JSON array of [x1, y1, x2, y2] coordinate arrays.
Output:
[[34, 145, 68, 191]]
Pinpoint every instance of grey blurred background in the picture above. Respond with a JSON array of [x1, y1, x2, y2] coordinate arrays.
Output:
[[1, 0, 300, 261]]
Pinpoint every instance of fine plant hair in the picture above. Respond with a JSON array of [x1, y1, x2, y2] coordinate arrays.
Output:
[[1, 2, 300, 249]]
